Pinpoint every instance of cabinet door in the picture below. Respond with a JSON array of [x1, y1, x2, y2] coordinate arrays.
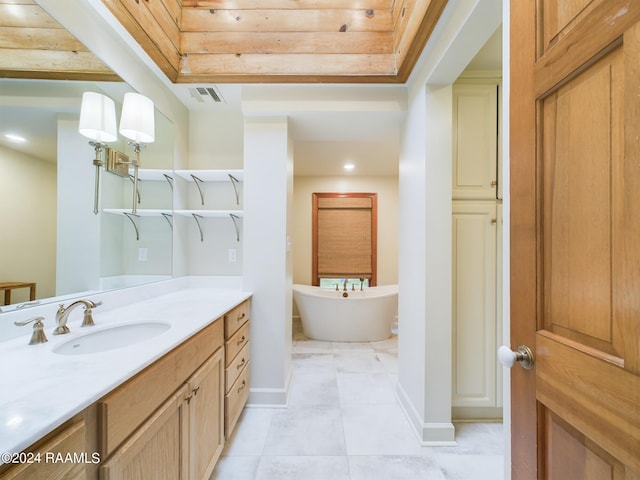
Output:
[[0, 421, 86, 480], [187, 347, 225, 480], [100, 385, 189, 480], [452, 82, 499, 200], [451, 201, 498, 414]]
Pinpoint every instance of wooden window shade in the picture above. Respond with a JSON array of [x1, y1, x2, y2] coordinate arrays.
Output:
[[312, 193, 377, 286]]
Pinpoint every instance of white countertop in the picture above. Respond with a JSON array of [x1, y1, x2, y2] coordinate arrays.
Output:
[[0, 287, 251, 462]]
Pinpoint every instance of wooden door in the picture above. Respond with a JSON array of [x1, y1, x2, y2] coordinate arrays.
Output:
[[510, 1, 640, 479]]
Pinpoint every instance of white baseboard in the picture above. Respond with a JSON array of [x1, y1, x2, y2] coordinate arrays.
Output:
[[396, 382, 457, 446], [247, 364, 293, 407]]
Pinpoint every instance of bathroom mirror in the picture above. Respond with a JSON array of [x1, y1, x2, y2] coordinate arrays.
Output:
[[0, 78, 174, 311]]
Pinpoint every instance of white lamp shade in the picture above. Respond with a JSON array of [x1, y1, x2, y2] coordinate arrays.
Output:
[[78, 92, 117, 142], [119, 92, 155, 144]]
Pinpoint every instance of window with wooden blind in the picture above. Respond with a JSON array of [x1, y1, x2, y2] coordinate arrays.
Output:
[[312, 192, 377, 286]]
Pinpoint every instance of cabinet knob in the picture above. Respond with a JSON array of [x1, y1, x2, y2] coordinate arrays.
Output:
[[237, 358, 246, 369], [193, 386, 200, 396], [237, 335, 246, 345], [237, 380, 246, 393], [491, 180, 497, 187]]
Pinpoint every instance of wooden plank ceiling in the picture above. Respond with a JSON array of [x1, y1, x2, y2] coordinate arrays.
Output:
[[0, 0, 120, 81], [0, 0, 448, 83]]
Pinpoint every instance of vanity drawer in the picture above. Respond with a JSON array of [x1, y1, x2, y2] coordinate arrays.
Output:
[[98, 318, 223, 457], [225, 363, 250, 439], [225, 341, 250, 392], [225, 320, 249, 366], [223, 300, 250, 339]]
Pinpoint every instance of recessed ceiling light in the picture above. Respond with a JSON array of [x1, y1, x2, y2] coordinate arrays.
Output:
[[4, 133, 26, 143], [344, 163, 355, 171]]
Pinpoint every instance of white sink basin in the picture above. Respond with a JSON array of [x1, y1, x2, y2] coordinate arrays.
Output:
[[53, 322, 171, 355]]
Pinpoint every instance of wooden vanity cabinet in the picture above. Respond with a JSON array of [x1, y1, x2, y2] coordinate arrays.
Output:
[[0, 298, 251, 480], [223, 299, 251, 438], [99, 348, 225, 480], [98, 317, 226, 480], [0, 420, 88, 480]]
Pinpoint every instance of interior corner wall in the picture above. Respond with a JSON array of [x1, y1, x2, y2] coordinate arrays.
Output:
[[243, 116, 293, 406], [396, 0, 502, 444], [397, 84, 455, 444]]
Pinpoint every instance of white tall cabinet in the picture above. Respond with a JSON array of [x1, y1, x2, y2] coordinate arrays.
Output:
[[451, 78, 502, 419]]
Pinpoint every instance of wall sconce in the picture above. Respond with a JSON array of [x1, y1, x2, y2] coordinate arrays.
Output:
[[118, 92, 155, 214], [78, 92, 117, 214]]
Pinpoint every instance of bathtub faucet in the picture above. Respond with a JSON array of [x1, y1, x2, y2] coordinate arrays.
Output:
[[359, 278, 365, 291], [343, 279, 348, 292]]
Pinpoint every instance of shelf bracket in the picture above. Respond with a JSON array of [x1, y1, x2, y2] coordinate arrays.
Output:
[[191, 174, 205, 206], [229, 213, 240, 242], [191, 213, 205, 242], [228, 174, 241, 206], [161, 212, 173, 230], [163, 173, 174, 191], [123, 212, 140, 241]]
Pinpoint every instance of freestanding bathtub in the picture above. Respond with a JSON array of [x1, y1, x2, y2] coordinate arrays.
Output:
[[292, 284, 398, 342]]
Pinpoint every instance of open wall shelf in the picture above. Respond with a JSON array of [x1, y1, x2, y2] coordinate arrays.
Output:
[[175, 169, 243, 206], [174, 210, 242, 242], [103, 208, 173, 240]]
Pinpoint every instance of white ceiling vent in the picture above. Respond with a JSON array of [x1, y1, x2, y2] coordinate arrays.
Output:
[[188, 86, 225, 104]]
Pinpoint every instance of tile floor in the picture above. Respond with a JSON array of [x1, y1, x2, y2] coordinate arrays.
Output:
[[212, 327, 504, 480]]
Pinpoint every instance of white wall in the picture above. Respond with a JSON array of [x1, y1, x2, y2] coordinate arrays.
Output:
[[397, 0, 502, 443], [293, 175, 398, 286], [188, 109, 244, 170], [0, 145, 56, 303], [243, 116, 293, 405], [56, 117, 101, 296]]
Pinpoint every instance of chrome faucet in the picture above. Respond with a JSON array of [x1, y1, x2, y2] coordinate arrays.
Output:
[[54, 299, 102, 335]]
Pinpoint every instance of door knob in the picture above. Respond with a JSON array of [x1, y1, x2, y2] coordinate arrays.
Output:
[[498, 345, 534, 370]]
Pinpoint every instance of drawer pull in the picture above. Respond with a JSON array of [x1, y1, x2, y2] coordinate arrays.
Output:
[[237, 358, 246, 369], [238, 312, 246, 320], [237, 335, 246, 345], [237, 380, 246, 393], [185, 393, 193, 404], [193, 386, 200, 396]]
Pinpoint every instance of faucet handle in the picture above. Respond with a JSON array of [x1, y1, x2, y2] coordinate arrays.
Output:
[[14, 316, 48, 345], [81, 308, 96, 327], [81, 300, 102, 327]]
